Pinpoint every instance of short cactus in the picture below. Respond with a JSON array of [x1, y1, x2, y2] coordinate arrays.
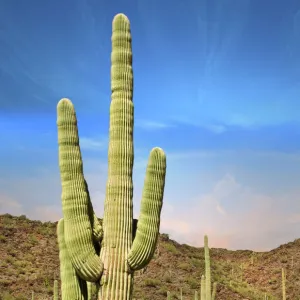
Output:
[[211, 282, 217, 300], [167, 291, 171, 300], [282, 268, 286, 300], [53, 279, 58, 300], [56, 13, 167, 300]]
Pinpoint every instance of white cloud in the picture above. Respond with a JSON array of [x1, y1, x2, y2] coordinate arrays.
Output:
[[204, 124, 227, 134], [135, 120, 174, 130], [80, 137, 107, 151], [159, 173, 300, 251], [2, 148, 300, 252]]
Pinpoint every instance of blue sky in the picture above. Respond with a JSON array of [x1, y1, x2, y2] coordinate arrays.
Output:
[[1, 0, 300, 251]]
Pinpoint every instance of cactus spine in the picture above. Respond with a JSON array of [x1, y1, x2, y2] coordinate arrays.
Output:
[[56, 13, 167, 300]]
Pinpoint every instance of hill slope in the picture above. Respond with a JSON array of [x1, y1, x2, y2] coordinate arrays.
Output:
[[0, 214, 299, 299]]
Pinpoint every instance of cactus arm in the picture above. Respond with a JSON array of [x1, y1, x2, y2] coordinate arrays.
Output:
[[127, 147, 166, 270], [57, 98, 103, 282], [57, 218, 88, 299]]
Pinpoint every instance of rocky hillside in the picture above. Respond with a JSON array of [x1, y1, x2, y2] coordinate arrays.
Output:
[[1, 214, 299, 299]]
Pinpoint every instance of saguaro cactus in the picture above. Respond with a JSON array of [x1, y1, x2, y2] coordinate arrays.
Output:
[[53, 279, 58, 300], [167, 291, 171, 300], [204, 235, 211, 300], [56, 13, 167, 300], [282, 268, 286, 300]]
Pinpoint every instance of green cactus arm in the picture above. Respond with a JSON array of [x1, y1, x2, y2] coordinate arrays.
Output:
[[57, 99, 103, 282], [31, 291, 34, 300], [127, 147, 166, 270], [57, 218, 88, 299], [195, 290, 199, 300]]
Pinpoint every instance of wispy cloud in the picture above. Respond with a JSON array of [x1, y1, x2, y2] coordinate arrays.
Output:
[[80, 137, 107, 151], [135, 120, 174, 131], [168, 116, 227, 134]]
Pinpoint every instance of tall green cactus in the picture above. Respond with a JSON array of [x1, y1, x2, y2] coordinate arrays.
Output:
[[204, 235, 211, 300], [56, 13, 167, 300], [282, 268, 286, 300]]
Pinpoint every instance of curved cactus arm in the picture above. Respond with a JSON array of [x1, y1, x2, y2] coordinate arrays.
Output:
[[57, 99, 103, 281], [127, 147, 166, 270], [57, 218, 88, 299]]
